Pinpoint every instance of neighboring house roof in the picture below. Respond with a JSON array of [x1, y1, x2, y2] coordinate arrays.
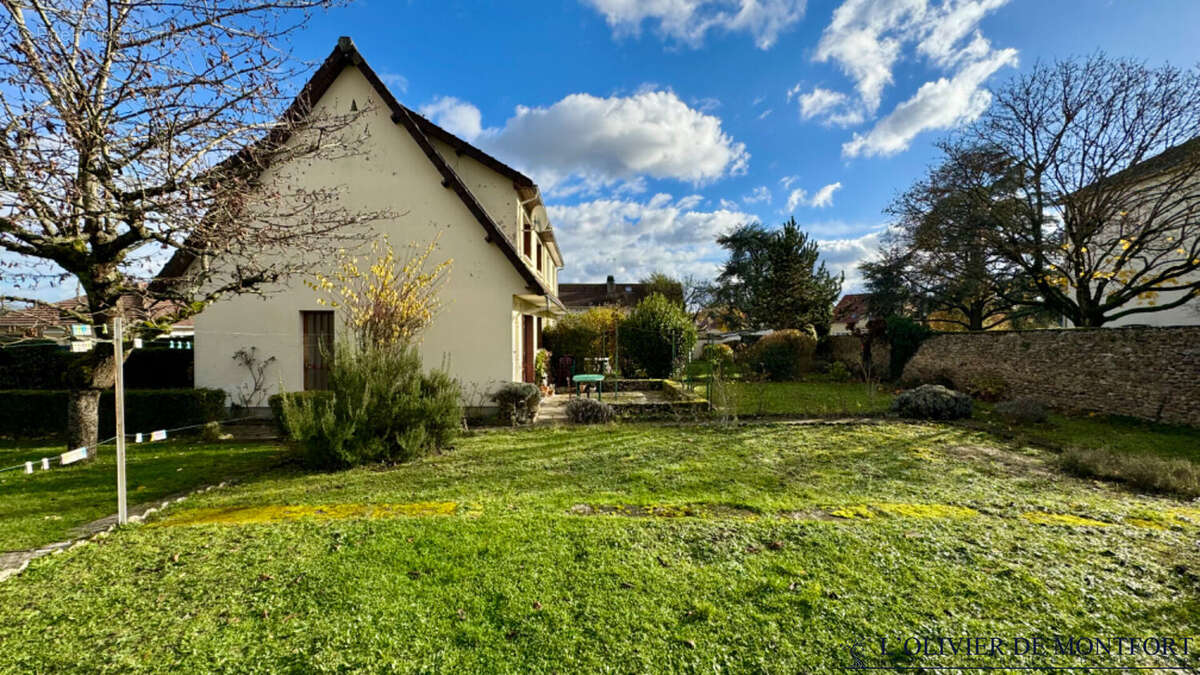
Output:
[[158, 36, 554, 298], [833, 293, 870, 324], [1104, 136, 1200, 187], [558, 280, 650, 309], [0, 294, 193, 333]]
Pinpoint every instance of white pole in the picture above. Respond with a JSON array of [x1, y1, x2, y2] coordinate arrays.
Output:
[[113, 317, 127, 525]]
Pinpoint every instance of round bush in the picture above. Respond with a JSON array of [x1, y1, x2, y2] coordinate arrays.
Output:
[[739, 329, 817, 381], [619, 293, 697, 378], [828, 361, 851, 382], [491, 382, 542, 426], [566, 397, 614, 424], [279, 344, 462, 469], [891, 384, 973, 420], [701, 343, 735, 368]]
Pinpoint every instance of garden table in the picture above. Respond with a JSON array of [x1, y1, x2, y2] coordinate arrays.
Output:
[[571, 374, 605, 401]]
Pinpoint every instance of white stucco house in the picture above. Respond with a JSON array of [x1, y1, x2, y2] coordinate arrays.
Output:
[[163, 37, 565, 408], [1074, 137, 1200, 328]]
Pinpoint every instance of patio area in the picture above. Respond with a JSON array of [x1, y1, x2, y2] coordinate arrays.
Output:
[[537, 380, 708, 424]]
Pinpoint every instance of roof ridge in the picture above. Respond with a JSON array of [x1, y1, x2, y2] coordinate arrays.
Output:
[[159, 36, 554, 298]]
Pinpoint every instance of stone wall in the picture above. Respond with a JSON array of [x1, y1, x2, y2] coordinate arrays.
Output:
[[901, 326, 1200, 426]]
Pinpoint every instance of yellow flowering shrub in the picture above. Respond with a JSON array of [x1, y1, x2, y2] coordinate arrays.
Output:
[[308, 235, 452, 348]]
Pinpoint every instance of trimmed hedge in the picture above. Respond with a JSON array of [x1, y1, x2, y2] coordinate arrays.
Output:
[[0, 388, 225, 439], [0, 344, 193, 389]]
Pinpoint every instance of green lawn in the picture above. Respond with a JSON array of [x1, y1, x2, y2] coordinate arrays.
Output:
[[2, 422, 1199, 672], [973, 406, 1200, 460], [0, 439, 282, 551], [685, 376, 1200, 462], [680, 373, 894, 417]]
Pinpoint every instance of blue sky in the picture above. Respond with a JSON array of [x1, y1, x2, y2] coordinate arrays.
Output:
[[8, 0, 1200, 302], [290, 0, 1199, 291]]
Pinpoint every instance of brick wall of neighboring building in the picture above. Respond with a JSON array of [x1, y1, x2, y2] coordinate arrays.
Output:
[[901, 326, 1200, 426]]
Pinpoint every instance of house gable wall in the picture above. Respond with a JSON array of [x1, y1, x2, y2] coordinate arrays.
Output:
[[194, 66, 533, 402]]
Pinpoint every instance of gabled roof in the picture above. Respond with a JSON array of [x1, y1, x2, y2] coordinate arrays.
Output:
[[833, 293, 870, 323], [0, 293, 193, 332], [159, 36, 552, 297], [558, 282, 650, 309], [1105, 136, 1200, 187]]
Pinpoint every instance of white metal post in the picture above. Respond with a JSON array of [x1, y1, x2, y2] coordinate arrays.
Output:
[[113, 317, 127, 525]]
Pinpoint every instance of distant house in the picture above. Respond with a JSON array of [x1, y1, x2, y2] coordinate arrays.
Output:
[[1072, 137, 1200, 327], [0, 294, 193, 340], [558, 276, 649, 312], [164, 37, 565, 402], [830, 294, 872, 335]]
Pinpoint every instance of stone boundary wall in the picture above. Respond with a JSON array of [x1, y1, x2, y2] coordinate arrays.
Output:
[[901, 326, 1200, 426]]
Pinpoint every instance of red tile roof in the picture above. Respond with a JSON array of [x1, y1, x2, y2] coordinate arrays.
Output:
[[0, 294, 191, 333], [557, 282, 650, 309], [833, 293, 871, 323]]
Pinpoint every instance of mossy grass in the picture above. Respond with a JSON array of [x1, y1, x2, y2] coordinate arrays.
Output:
[[1, 422, 1199, 671], [0, 439, 280, 551]]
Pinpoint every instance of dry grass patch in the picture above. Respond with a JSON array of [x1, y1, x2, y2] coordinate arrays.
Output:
[[1061, 447, 1200, 499]]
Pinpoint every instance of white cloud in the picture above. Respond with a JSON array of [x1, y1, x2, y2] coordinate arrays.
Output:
[[785, 181, 842, 210], [814, 0, 924, 115], [379, 72, 409, 93], [548, 193, 754, 282], [583, 0, 807, 50], [916, 0, 1008, 67], [799, 0, 1015, 154], [816, 225, 887, 291], [758, 108, 773, 120], [785, 188, 808, 212], [808, 181, 842, 207], [779, 174, 799, 189], [482, 90, 749, 194], [842, 47, 1015, 157], [743, 185, 771, 204], [418, 96, 484, 141], [794, 87, 863, 126]]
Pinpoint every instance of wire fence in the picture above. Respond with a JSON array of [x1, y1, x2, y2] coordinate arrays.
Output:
[[0, 415, 260, 475]]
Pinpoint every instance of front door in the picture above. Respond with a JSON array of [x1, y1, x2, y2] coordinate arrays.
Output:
[[301, 310, 334, 390], [522, 314, 535, 383]]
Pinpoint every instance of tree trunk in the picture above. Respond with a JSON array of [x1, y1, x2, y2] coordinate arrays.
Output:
[[64, 346, 118, 454], [67, 389, 101, 452], [968, 304, 985, 332]]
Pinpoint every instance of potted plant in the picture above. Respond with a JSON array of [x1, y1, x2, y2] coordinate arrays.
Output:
[[535, 348, 552, 396]]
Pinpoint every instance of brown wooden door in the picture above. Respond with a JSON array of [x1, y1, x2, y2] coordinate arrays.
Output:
[[522, 314, 535, 383], [302, 311, 334, 390]]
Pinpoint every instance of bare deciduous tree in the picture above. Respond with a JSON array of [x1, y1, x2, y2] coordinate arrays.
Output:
[[0, 1, 385, 450], [957, 55, 1200, 327]]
